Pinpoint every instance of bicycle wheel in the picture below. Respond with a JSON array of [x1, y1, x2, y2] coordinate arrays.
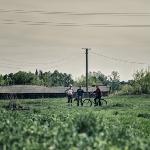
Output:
[[101, 99, 107, 106], [82, 99, 92, 107]]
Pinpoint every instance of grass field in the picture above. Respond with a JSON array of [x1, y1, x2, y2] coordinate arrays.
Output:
[[0, 95, 150, 150]]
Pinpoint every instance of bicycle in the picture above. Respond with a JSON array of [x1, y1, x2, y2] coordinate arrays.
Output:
[[82, 93, 107, 107]]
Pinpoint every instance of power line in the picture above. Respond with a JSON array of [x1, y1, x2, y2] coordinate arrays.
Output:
[[0, 64, 22, 70], [1, 9, 150, 28], [38, 53, 84, 69], [1, 8, 150, 28], [0, 50, 83, 65], [0, 52, 85, 70], [89, 51, 150, 65], [1, 19, 150, 28], [0, 8, 150, 16]]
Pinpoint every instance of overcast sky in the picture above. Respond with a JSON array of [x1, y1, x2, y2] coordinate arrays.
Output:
[[0, 0, 150, 81]]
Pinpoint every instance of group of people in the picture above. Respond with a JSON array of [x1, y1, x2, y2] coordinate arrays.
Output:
[[65, 84, 102, 106]]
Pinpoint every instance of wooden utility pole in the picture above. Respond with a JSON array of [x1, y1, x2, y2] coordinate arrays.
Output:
[[82, 48, 91, 97]]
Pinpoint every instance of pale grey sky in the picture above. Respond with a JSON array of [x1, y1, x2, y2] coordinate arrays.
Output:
[[0, 0, 150, 81]]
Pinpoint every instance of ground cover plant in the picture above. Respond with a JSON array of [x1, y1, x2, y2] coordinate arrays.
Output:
[[0, 95, 150, 150]]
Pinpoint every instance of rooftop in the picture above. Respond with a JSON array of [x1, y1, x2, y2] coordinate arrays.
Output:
[[0, 85, 110, 94]]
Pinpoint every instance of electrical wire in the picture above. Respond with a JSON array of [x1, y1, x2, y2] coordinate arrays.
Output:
[[0, 53, 85, 70], [0, 64, 22, 70], [0, 50, 83, 65], [1, 19, 150, 28], [0, 51, 85, 69], [0, 8, 150, 16], [89, 51, 150, 65], [38, 53, 85, 69], [0, 8, 150, 27]]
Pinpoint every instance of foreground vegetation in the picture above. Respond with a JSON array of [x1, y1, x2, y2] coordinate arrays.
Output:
[[0, 95, 150, 150]]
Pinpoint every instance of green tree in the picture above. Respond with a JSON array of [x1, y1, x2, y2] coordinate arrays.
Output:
[[51, 70, 60, 86], [97, 72, 109, 85], [31, 75, 44, 86], [42, 72, 52, 87], [7, 73, 15, 85], [35, 69, 38, 76], [75, 73, 102, 87], [131, 66, 150, 94], [75, 74, 86, 86], [13, 71, 36, 85], [63, 73, 74, 87], [38, 70, 43, 79], [50, 70, 74, 87], [108, 71, 120, 92], [89, 71, 108, 86], [0, 74, 5, 85]]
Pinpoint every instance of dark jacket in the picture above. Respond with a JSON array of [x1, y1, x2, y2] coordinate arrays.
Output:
[[93, 88, 102, 96]]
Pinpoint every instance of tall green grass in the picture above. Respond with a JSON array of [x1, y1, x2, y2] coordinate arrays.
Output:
[[0, 95, 150, 150]]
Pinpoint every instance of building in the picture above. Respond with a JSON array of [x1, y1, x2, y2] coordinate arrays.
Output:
[[0, 85, 110, 99]]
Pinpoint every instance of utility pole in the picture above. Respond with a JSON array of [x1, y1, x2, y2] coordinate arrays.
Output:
[[82, 48, 91, 97]]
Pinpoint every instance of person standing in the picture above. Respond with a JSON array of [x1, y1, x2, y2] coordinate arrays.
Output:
[[93, 85, 102, 106], [76, 85, 84, 106], [65, 84, 74, 106]]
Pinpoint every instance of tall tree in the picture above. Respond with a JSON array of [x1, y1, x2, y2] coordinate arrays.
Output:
[[89, 71, 108, 85], [13, 71, 36, 85], [51, 70, 60, 86], [64, 74, 74, 87], [131, 66, 150, 94], [75, 74, 86, 86], [108, 71, 120, 92], [0, 74, 5, 85], [42, 72, 52, 87], [35, 69, 38, 76], [38, 70, 43, 79]]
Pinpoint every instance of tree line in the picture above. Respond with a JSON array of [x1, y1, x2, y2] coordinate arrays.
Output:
[[0, 70, 74, 87], [0, 66, 150, 94], [0, 69, 121, 90]]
